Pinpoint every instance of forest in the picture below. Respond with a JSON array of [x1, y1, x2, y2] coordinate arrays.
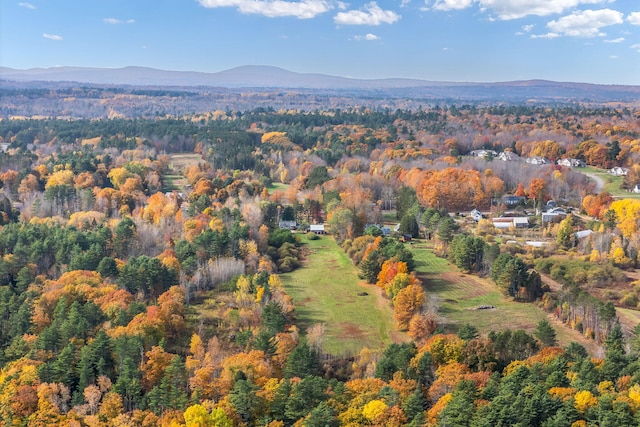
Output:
[[0, 101, 640, 426]]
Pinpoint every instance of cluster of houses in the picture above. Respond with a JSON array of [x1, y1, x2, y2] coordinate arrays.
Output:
[[606, 167, 640, 193], [469, 197, 571, 232], [467, 151, 640, 193], [467, 150, 591, 169]]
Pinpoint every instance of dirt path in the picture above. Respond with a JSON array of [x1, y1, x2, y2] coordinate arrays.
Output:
[[539, 273, 563, 293]]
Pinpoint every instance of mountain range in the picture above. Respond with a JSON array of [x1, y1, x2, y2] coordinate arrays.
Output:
[[2, 65, 640, 102]]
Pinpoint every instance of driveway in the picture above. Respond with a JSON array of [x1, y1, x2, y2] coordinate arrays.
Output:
[[581, 171, 605, 193]]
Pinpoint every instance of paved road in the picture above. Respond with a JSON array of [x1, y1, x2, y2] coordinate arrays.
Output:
[[581, 171, 605, 193]]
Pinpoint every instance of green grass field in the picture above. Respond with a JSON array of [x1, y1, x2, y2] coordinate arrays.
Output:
[[281, 236, 403, 355], [410, 243, 599, 352], [581, 166, 640, 199], [267, 182, 290, 194]]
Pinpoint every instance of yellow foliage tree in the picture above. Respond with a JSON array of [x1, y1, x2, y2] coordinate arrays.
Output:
[[574, 390, 597, 413], [107, 167, 133, 190], [45, 169, 74, 189], [422, 334, 465, 367], [362, 399, 387, 422]]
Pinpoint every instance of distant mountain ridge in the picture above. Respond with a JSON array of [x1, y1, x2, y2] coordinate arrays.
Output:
[[2, 65, 640, 102], [0, 65, 453, 89]]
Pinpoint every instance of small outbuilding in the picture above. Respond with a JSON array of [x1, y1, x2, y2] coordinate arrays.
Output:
[[309, 224, 326, 234]]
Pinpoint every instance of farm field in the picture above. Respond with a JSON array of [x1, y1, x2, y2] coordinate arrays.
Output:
[[410, 242, 601, 354], [281, 236, 405, 356]]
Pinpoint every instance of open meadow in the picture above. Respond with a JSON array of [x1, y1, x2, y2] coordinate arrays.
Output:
[[163, 153, 203, 191], [281, 236, 405, 356], [410, 242, 601, 354]]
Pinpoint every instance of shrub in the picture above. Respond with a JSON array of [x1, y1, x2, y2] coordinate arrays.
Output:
[[278, 256, 300, 272], [620, 292, 638, 307]]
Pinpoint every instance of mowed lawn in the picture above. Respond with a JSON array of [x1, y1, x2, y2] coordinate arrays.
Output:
[[281, 236, 403, 356], [410, 243, 599, 352], [581, 166, 640, 199], [267, 182, 290, 194]]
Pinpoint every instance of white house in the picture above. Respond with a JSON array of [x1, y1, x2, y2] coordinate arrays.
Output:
[[633, 184, 640, 194], [469, 149, 498, 158], [497, 151, 520, 162], [557, 158, 586, 168], [609, 167, 629, 176], [309, 224, 326, 234], [526, 156, 550, 165], [491, 217, 529, 229]]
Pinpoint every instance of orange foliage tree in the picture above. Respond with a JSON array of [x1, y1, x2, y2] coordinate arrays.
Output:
[[417, 168, 502, 211]]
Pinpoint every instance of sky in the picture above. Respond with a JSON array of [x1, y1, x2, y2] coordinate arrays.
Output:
[[1, 0, 639, 85]]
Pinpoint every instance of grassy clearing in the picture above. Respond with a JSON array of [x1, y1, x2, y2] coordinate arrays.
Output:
[[581, 166, 640, 199], [410, 243, 599, 351], [163, 153, 202, 192], [382, 211, 399, 224], [170, 153, 203, 170], [163, 175, 183, 191], [267, 182, 290, 194], [281, 236, 403, 356]]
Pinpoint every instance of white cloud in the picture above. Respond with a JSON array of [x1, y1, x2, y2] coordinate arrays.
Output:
[[432, 0, 472, 11], [628, 12, 640, 25], [632, 43, 640, 53], [516, 24, 534, 35], [43, 33, 63, 41], [604, 37, 624, 43], [104, 18, 136, 24], [198, 0, 331, 18], [334, 2, 400, 25], [478, 0, 612, 20], [18, 2, 36, 9], [531, 32, 559, 39], [355, 33, 380, 40], [545, 9, 623, 37], [609, 55, 618, 59]]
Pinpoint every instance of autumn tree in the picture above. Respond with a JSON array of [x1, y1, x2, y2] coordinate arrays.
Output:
[[527, 177, 546, 210], [394, 284, 426, 331], [556, 215, 575, 249]]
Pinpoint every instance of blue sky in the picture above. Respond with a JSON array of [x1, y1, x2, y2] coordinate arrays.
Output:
[[1, 0, 639, 84]]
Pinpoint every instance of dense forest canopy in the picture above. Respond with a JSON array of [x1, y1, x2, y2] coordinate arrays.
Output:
[[0, 100, 639, 426]]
